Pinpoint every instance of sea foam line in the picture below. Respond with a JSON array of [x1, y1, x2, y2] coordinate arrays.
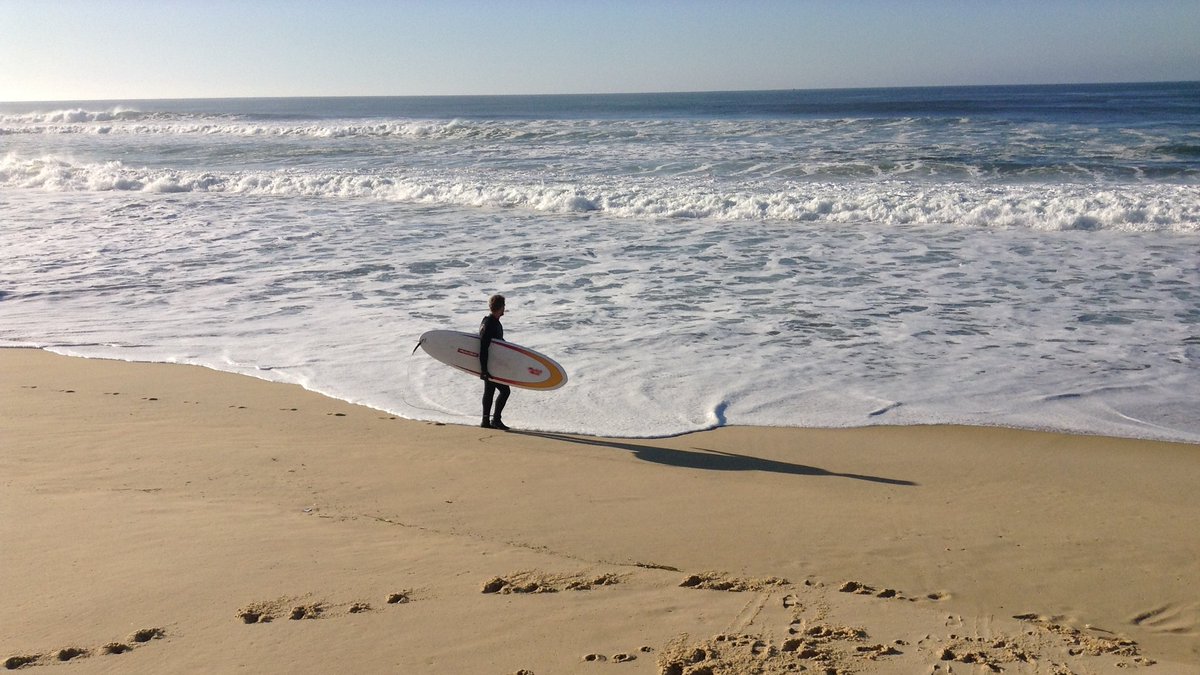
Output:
[[2, 154, 1198, 233]]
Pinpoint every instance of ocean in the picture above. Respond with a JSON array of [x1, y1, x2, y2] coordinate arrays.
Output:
[[2, 82, 1198, 440]]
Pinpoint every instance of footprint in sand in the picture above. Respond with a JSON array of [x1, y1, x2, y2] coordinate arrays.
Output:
[[55, 648, 88, 663], [238, 603, 277, 624], [5, 655, 41, 669], [130, 628, 165, 643], [289, 604, 324, 620], [102, 643, 132, 655]]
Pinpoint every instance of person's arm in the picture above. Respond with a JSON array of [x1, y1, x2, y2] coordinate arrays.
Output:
[[479, 317, 495, 380]]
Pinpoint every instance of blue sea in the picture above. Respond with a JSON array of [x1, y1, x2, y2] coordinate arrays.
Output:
[[2, 82, 1198, 440]]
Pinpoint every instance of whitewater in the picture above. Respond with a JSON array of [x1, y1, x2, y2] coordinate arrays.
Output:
[[2, 84, 1198, 440]]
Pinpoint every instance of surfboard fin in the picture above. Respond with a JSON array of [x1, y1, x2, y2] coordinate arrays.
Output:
[[411, 337, 424, 355]]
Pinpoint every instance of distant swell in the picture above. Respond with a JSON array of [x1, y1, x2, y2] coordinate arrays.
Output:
[[0, 107, 148, 125], [1, 113, 640, 140], [2, 154, 1196, 233], [6, 113, 1198, 185]]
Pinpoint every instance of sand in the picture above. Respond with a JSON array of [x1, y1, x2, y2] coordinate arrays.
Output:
[[2, 347, 1198, 674]]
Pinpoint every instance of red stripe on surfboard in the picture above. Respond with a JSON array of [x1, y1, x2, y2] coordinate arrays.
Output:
[[461, 374, 558, 389], [450, 363, 564, 390], [456, 370, 562, 389]]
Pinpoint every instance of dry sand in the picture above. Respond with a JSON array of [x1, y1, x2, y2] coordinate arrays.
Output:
[[2, 348, 1198, 674]]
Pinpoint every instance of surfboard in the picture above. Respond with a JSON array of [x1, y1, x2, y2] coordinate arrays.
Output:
[[416, 330, 567, 391]]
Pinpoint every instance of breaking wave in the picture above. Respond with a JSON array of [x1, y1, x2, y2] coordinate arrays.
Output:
[[0, 106, 148, 125], [3, 154, 1196, 233]]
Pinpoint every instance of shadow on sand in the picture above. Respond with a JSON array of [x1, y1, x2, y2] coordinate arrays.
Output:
[[513, 431, 917, 487]]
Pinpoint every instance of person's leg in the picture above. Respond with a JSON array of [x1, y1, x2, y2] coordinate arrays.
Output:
[[481, 381, 497, 427], [491, 384, 511, 430]]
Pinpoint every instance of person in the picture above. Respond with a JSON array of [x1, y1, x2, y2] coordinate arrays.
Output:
[[479, 294, 511, 431]]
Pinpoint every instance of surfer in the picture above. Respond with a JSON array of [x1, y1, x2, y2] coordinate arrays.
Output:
[[479, 294, 510, 431]]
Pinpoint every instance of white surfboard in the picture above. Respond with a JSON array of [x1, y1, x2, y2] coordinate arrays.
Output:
[[416, 330, 567, 391]]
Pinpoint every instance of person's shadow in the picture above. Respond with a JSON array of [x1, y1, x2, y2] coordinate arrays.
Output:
[[512, 431, 917, 486]]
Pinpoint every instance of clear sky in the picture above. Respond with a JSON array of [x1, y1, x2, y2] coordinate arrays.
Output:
[[2, 0, 1198, 102]]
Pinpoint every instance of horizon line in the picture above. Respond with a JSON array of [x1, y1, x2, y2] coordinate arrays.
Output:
[[3, 78, 1197, 106]]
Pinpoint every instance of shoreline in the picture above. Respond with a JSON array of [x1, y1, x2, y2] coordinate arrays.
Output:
[[4, 347, 1198, 673], [11, 345, 1199, 446]]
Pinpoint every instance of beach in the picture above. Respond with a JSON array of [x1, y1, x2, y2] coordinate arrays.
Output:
[[3, 348, 1198, 673]]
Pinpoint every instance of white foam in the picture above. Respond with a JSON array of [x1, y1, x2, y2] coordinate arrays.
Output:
[[2, 154, 1196, 233], [2, 189, 1197, 443]]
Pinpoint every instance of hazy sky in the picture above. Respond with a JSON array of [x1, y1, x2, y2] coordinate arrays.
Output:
[[2, 0, 1198, 101]]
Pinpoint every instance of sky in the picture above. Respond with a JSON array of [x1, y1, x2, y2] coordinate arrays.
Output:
[[1, 0, 1198, 102]]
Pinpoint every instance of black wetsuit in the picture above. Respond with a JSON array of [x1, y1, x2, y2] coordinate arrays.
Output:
[[479, 314, 510, 422]]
